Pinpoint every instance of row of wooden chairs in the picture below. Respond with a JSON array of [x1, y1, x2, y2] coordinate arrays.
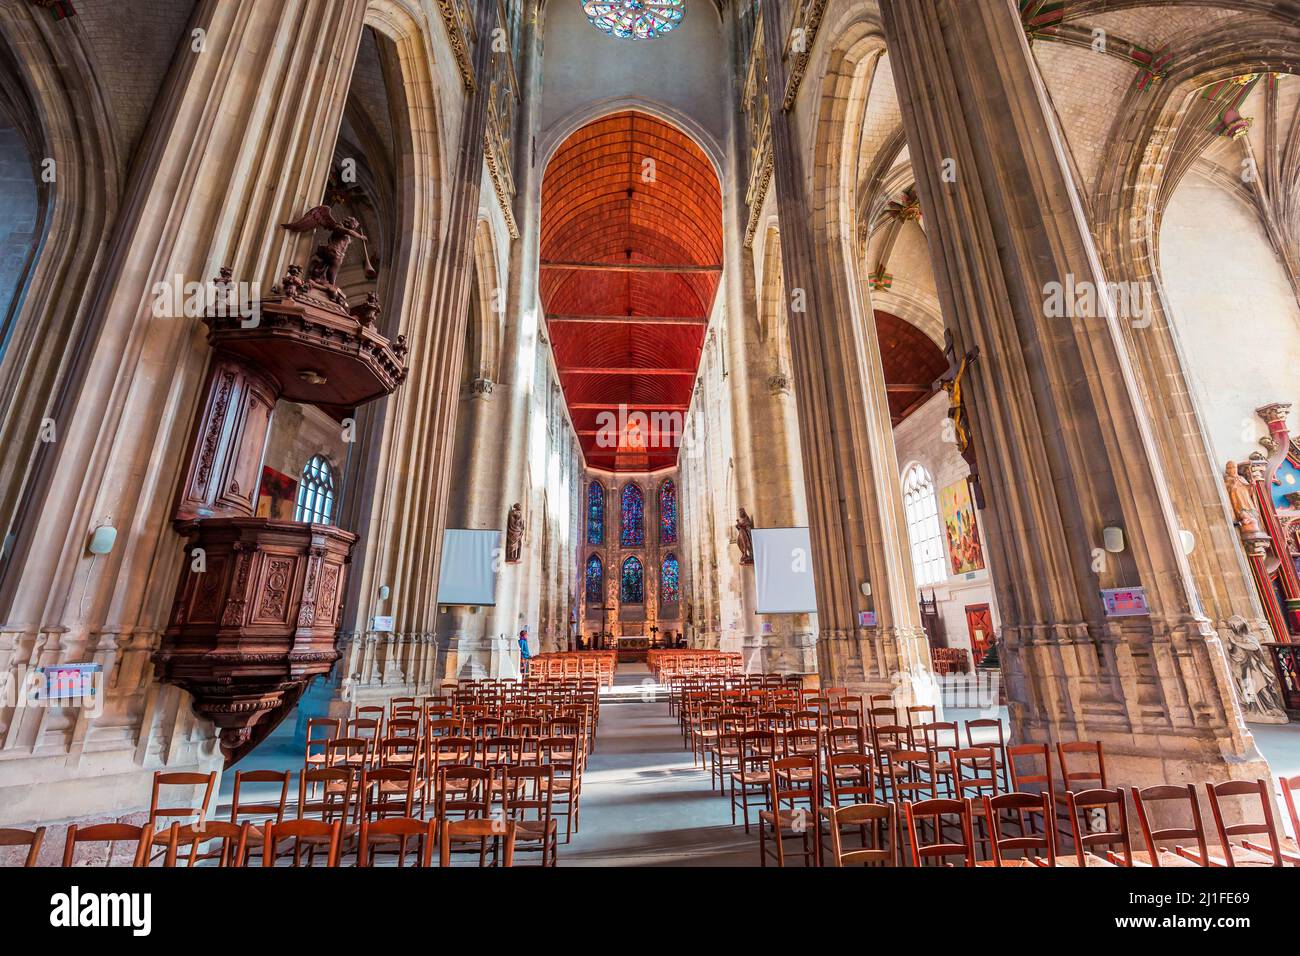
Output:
[[0, 817, 519, 868], [528, 652, 616, 686]]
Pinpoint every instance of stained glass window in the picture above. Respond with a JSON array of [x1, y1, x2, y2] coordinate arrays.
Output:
[[295, 454, 335, 524], [659, 478, 678, 544], [620, 483, 644, 547], [661, 552, 680, 603], [585, 553, 604, 604], [620, 556, 644, 604], [582, 0, 685, 40], [587, 480, 605, 545]]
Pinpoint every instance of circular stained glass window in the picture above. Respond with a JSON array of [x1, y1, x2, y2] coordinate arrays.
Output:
[[582, 0, 685, 40]]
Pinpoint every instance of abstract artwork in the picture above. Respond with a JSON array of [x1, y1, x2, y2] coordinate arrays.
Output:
[[939, 479, 985, 575]]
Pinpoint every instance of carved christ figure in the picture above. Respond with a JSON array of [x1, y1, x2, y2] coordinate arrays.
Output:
[[1224, 461, 1263, 535], [281, 205, 377, 302], [505, 502, 524, 563], [938, 329, 979, 463], [736, 508, 755, 565]]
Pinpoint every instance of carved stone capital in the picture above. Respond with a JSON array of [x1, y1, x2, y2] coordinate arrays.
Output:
[[767, 373, 791, 396], [470, 377, 495, 399]]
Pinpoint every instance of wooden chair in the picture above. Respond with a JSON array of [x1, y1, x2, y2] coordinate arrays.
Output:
[[904, 798, 974, 867], [758, 755, 821, 867], [263, 819, 342, 867], [299, 767, 356, 829], [918, 720, 960, 797], [1130, 784, 1209, 867], [304, 716, 341, 769], [176, 821, 252, 867], [880, 748, 936, 806], [1062, 787, 1129, 867], [951, 746, 1000, 858], [1196, 779, 1285, 867], [439, 818, 516, 867], [964, 718, 1008, 790], [822, 802, 895, 867], [1007, 742, 1054, 796], [981, 792, 1054, 867], [731, 729, 777, 833], [0, 826, 45, 867], [147, 770, 217, 857], [540, 735, 582, 843], [823, 753, 876, 807], [227, 769, 291, 864], [1056, 740, 1106, 793], [357, 817, 436, 867], [63, 823, 155, 867], [360, 766, 418, 823], [1279, 775, 1300, 865], [503, 764, 558, 866]]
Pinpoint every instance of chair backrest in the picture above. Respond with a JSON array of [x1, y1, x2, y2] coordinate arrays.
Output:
[[826, 753, 875, 806], [361, 766, 417, 820], [0, 827, 45, 867], [964, 717, 1005, 750], [298, 767, 355, 823], [769, 755, 820, 818], [437, 764, 492, 818], [1282, 776, 1300, 844], [825, 803, 894, 866], [63, 823, 154, 867], [1204, 779, 1282, 866], [149, 770, 217, 828], [357, 816, 436, 867], [825, 725, 866, 757], [1057, 740, 1106, 790], [1065, 787, 1130, 866], [503, 764, 555, 824], [263, 819, 341, 867], [951, 746, 1000, 798], [178, 820, 251, 868], [904, 798, 974, 867], [1007, 743, 1053, 794], [327, 736, 371, 769], [1131, 784, 1209, 863], [231, 769, 292, 825], [439, 818, 516, 867], [386, 717, 421, 739], [984, 791, 1055, 866]]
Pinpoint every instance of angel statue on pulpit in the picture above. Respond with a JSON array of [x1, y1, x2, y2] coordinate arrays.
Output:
[[281, 205, 378, 306]]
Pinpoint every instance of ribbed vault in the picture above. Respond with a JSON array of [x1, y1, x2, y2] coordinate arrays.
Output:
[[541, 110, 722, 471]]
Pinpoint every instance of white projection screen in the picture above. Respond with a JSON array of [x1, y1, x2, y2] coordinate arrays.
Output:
[[435, 529, 501, 606], [753, 527, 818, 614]]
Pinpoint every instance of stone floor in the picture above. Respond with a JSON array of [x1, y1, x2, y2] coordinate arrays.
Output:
[[221, 663, 1300, 863]]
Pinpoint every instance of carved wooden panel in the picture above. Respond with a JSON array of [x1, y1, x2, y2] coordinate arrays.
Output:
[[174, 354, 279, 524]]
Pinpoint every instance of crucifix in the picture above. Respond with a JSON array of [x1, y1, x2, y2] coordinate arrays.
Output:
[[937, 329, 983, 508]]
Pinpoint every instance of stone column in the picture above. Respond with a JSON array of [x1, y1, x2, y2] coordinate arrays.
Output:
[[721, 7, 813, 676], [879, 0, 1267, 784], [0, 0, 369, 825], [354, 0, 498, 683], [757, 0, 934, 701]]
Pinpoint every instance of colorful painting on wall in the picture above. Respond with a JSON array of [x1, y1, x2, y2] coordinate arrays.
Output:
[[939, 479, 985, 575], [256, 466, 299, 520]]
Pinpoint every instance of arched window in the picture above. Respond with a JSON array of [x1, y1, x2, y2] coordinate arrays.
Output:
[[295, 455, 335, 524], [586, 480, 605, 545], [902, 463, 945, 587], [585, 553, 604, 604], [658, 478, 678, 545], [620, 556, 644, 604], [661, 552, 680, 603], [620, 482, 644, 547]]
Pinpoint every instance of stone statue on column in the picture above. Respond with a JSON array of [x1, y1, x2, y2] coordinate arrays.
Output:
[[1224, 461, 1263, 536], [1221, 615, 1288, 721], [736, 508, 754, 565], [505, 502, 524, 563]]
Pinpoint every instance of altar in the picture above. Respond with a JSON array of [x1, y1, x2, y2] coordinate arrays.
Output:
[[617, 636, 650, 663]]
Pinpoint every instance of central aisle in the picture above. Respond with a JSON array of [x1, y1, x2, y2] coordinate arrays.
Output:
[[559, 663, 755, 866]]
